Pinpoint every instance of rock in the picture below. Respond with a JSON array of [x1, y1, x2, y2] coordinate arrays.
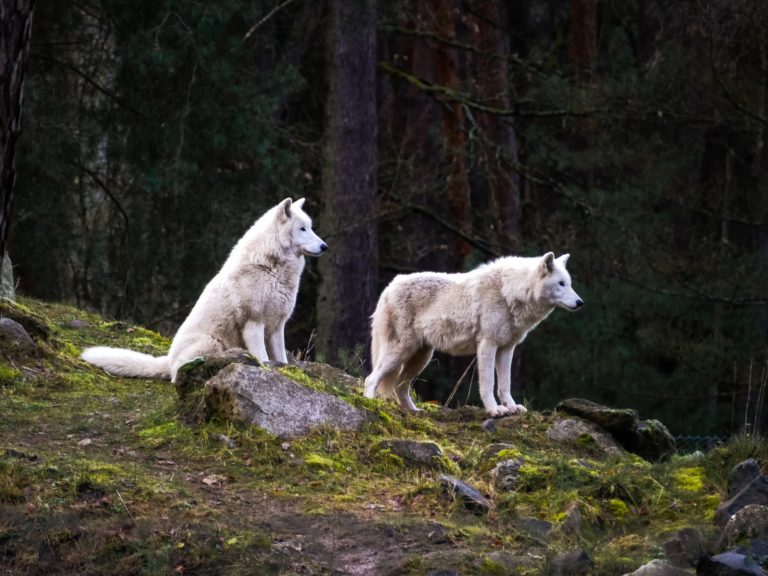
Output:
[[521, 516, 552, 538], [735, 539, 768, 559], [375, 439, 443, 466], [622, 559, 693, 575], [0, 298, 48, 340], [481, 442, 517, 462], [561, 501, 583, 535], [716, 476, 768, 527], [0, 253, 14, 300], [549, 549, 593, 576], [0, 318, 35, 352], [491, 458, 525, 491], [481, 418, 497, 433], [556, 398, 676, 461], [200, 364, 371, 439], [547, 418, 625, 457], [64, 319, 90, 329], [557, 398, 638, 435], [175, 348, 262, 398], [664, 527, 704, 568], [634, 419, 676, 461], [719, 505, 768, 548], [728, 460, 762, 499], [428, 571, 458, 576], [297, 361, 362, 390], [438, 474, 491, 514], [697, 552, 765, 576]]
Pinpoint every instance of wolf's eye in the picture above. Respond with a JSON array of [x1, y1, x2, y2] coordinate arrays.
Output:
[[559, 281, 566, 287], [300, 227, 307, 232]]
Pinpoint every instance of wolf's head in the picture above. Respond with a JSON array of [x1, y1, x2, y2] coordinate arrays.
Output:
[[277, 197, 328, 257], [536, 252, 583, 311]]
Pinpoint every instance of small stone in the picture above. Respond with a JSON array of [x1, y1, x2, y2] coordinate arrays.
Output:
[[64, 319, 90, 329], [547, 418, 624, 456], [698, 552, 765, 576], [438, 474, 491, 514], [623, 559, 693, 575], [0, 318, 35, 351], [562, 502, 583, 535], [77, 438, 93, 447], [663, 527, 703, 568], [376, 439, 443, 466], [549, 549, 592, 576], [716, 476, 768, 526], [481, 419, 497, 433], [491, 458, 524, 491], [728, 460, 762, 499], [719, 504, 768, 548]]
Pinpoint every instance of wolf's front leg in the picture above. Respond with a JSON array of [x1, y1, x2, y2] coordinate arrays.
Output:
[[495, 345, 526, 415], [242, 320, 269, 362], [477, 341, 509, 417], [266, 322, 288, 364]]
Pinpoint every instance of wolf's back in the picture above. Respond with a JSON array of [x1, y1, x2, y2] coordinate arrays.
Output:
[[81, 347, 171, 379]]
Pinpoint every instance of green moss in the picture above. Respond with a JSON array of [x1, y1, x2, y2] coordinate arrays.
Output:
[[0, 362, 22, 385], [304, 452, 343, 471], [607, 498, 631, 520], [674, 466, 705, 492], [479, 557, 507, 575]]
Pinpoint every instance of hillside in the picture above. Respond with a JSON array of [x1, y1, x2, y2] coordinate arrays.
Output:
[[0, 298, 766, 575]]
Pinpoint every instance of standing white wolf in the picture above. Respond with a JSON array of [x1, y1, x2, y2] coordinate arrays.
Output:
[[364, 253, 583, 417], [81, 198, 327, 381]]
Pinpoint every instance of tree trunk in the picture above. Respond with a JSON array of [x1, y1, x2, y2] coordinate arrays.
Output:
[[0, 0, 35, 274], [316, 0, 378, 367]]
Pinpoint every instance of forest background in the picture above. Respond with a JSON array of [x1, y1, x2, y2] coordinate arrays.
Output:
[[7, 0, 768, 436]]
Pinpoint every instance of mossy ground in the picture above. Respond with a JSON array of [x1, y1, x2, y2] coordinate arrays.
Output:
[[0, 298, 765, 574]]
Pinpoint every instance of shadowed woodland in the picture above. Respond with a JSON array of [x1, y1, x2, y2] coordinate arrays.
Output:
[[5, 0, 768, 435]]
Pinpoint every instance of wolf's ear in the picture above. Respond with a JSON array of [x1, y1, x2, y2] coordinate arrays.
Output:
[[278, 198, 293, 221], [539, 252, 555, 276], [557, 253, 570, 266], [293, 198, 306, 211]]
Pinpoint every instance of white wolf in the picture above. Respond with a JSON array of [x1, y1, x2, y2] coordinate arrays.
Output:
[[364, 253, 583, 417], [81, 198, 327, 381]]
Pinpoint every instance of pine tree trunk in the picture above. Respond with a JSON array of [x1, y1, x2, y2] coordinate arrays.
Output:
[[0, 0, 34, 274], [316, 0, 378, 367]]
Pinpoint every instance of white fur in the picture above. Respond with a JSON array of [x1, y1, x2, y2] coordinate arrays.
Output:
[[364, 252, 583, 417], [81, 198, 327, 381]]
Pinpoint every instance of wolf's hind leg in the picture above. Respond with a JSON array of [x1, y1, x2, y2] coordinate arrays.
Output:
[[393, 347, 433, 412], [364, 349, 404, 400]]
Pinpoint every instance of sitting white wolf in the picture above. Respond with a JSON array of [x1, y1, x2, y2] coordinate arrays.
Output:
[[82, 198, 327, 381], [364, 253, 583, 417]]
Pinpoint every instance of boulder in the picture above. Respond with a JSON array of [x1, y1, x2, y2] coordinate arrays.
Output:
[[375, 439, 443, 467], [0, 318, 35, 352], [728, 460, 762, 499], [201, 363, 371, 439], [175, 348, 262, 398], [547, 418, 625, 457], [697, 552, 765, 576], [297, 361, 362, 390], [438, 474, 491, 514], [0, 298, 48, 340], [622, 559, 693, 576], [634, 419, 676, 461], [719, 505, 768, 548], [716, 476, 768, 527], [549, 549, 593, 576]]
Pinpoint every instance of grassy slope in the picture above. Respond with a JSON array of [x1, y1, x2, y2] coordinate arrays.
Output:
[[0, 297, 765, 575]]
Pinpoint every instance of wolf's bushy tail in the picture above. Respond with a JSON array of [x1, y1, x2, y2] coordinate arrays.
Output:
[[81, 347, 171, 380]]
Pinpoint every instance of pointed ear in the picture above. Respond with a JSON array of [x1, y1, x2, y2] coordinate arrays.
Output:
[[278, 198, 292, 221], [293, 198, 305, 211], [539, 252, 555, 276], [556, 253, 570, 266]]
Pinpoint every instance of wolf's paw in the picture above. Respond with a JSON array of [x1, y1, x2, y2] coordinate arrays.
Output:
[[486, 405, 511, 418], [506, 403, 527, 415]]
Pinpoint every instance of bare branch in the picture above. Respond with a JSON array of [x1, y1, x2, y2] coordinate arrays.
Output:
[[243, 0, 300, 42]]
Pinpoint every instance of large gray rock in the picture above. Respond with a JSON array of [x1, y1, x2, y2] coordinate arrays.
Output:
[[547, 418, 625, 457], [375, 439, 443, 467], [175, 348, 261, 398], [728, 460, 762, 499], [622, 559, 693, 576], [556, 398, 675, 461], [202, 363, 371, 439], [716, 476, 768, 527], [719, 505, 768, 548]]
